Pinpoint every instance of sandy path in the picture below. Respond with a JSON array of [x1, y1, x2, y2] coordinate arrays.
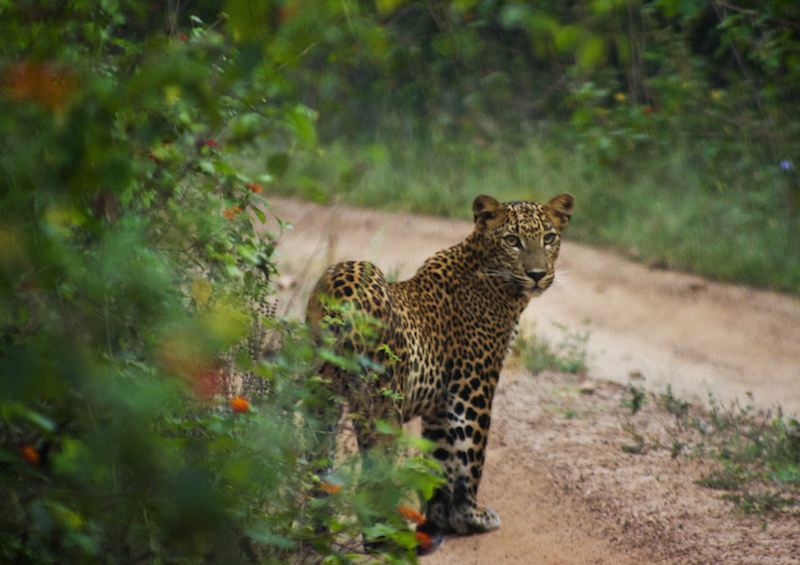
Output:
[[260, 195, 800, 563]]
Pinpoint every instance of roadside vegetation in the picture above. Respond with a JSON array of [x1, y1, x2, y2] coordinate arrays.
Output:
[[621, 383, 800, 516], [518, 323, 591, 375], [522, 329, 800, 517], [0, 2, 436, 563]]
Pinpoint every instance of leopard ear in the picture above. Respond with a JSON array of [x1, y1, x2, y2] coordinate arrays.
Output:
[[473, 195, 506, 230], [544, 193, 575, 231]]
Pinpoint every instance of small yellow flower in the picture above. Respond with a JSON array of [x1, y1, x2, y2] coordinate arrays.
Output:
[[614, 92, 626, 102], [711, 90, 722, 101]]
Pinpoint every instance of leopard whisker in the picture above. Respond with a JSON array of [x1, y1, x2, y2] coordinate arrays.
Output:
[[551, 271, 577, 296]]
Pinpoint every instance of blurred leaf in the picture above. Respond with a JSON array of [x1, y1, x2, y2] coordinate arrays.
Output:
[[191, 279, 212, 306], [267, 152, 290, 178]]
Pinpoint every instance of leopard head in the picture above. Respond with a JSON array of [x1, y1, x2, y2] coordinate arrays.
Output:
[[472, 193, 574, 297]]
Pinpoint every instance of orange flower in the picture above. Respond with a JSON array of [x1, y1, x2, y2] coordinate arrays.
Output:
[[244, 183, 262, 193], [233, 206, 242, 213], [20, 445, 39, 465], [222, 208, 236, 221], [415, 531, 433, 550], [642, 106, 653, 115], [230, 396, 250, 414], [397, 504, 425, 525], [320, 481, 343, 494]]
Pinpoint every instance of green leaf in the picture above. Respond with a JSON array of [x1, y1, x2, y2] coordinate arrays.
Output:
[[577, 35, 607, 71], [24, 410, 56, 433], [212, 160, 234, 176], [287, 105, 318, 148], [226, 0, 270, 42]]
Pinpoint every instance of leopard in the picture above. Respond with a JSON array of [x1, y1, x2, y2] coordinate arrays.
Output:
[[305, 193, 574, 549]]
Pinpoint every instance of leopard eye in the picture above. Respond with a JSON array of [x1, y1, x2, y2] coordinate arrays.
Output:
[[504, 235, 522, 249], [543, 233, 557, 245]]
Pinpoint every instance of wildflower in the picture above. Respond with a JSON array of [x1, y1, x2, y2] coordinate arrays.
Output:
[[20, 445, 39, 465], [780, 160, 793, 172], [244, 182, 262, 193], [320, 481, 343, 494], [222, 208, 236, 221], [415, 531, 434, 551], [233, 206, 242, 213], [205, 139, 222, 150], [711, 90, 722, 101], [642, 106, 653, 116], [179, 33, 188, 41], [614, 92, 626, 102], [230, 396, 250, 414], [397, 504, 425, 525]]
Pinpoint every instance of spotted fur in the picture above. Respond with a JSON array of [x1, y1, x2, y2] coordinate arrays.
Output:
[[306, 194, 574, 538]]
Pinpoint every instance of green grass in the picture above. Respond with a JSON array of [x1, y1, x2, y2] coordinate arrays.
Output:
[[649, 388, 800, 515], [517, 323, 590, 376], [268, 134, 800, 294]]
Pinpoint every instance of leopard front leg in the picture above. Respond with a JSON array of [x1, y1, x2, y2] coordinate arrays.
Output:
[[421, 400, 500, 536]]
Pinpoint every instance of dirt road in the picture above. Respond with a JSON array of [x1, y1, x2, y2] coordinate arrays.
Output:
[[262, 196, 800, 564]]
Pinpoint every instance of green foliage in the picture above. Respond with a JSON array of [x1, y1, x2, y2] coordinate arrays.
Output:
[[622, 383, 647, 416], [668, 393, 800, 515], [519, 323, 590, 375], [0, 2, 437, 563]]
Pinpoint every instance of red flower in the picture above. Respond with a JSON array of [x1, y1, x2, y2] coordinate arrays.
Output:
[[642, 106, 653, 115], [20, 445, 39, 465], [230, 396, 250, 414], [205, 139, 222, 150], [244, 183, 262, 193], [179, 33, 188, 41], [415, 531, 434, 550]]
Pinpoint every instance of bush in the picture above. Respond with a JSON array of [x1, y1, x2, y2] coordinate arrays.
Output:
[[0, 3, 436, 563]]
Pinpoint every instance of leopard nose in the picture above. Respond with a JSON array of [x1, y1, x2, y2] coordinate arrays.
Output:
[[526, 270, 547, 283]]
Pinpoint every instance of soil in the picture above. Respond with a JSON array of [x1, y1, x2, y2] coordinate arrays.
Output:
[[260, 195, 800, 564]]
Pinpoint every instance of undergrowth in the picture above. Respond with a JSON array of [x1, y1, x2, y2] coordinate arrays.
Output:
[[623, 384, 800, 516], [518, 322, 590, 375]]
